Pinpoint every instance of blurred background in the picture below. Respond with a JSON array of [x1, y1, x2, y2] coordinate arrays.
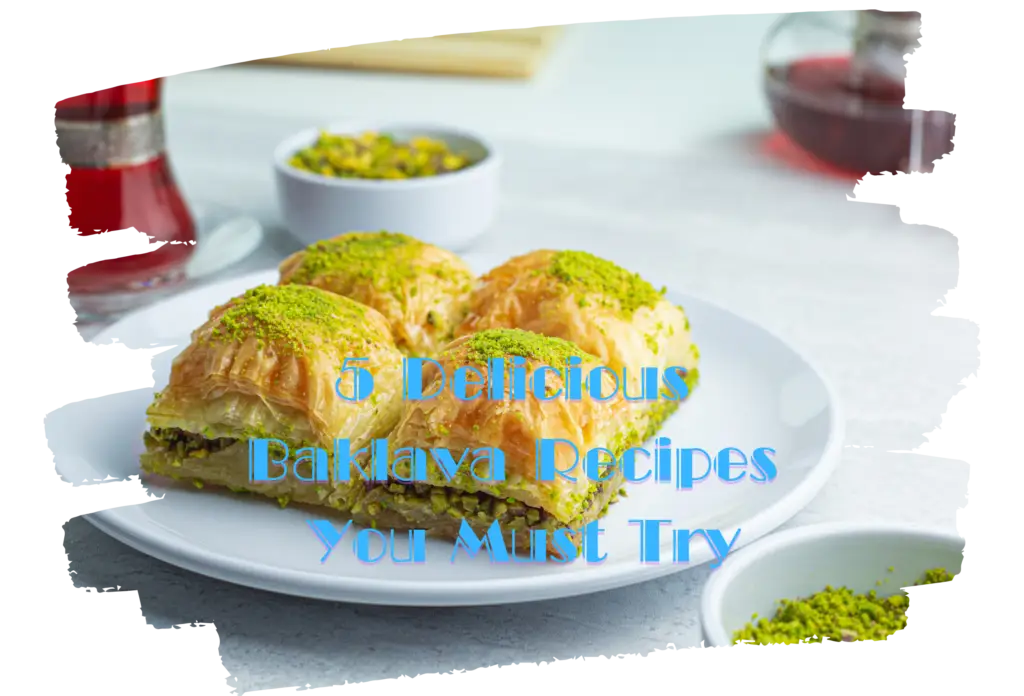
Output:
[[163, 12, 946, 249], [61, 11, 958, 323]]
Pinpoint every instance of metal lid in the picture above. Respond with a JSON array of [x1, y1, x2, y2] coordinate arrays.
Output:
[[55, 110, 165, 168]]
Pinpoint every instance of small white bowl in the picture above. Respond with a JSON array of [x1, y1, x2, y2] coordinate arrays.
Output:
[[273, 122, 501, 251], [700, 522, 964, 647]]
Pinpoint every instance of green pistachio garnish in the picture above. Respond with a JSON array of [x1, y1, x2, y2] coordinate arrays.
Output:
[[460, 328, 593, 366], [732, 567, 956, 645], [289, 131, 472, 180], [208, 284, 378, 356], [547, 250, 663, 317], [285, 231, 473, 315], [289, 231, 417, 283]]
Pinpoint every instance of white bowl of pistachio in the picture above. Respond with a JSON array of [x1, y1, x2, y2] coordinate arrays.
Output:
[[273, 122, 501, 251], [700, 522, 964, 647]]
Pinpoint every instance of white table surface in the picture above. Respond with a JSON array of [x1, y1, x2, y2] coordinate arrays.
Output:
[[69, 14, 972, 693]]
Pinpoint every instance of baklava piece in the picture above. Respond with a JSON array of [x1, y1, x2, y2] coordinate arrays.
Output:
[[140, 284, 405, 509], [372, 328, 640, 557], [455, 250, 700, 440]]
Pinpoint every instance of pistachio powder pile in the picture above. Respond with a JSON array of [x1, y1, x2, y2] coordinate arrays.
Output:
[[461, 328, 594, 366], [733, 567, 955, 645], [546, 250, 667, 317], [289, 131, 471, 179], [286, 231, 472, 297], [208, 284, 370, 355]]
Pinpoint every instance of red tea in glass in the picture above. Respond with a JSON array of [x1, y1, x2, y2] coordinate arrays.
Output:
[[761, 10, 955, 176], [765, 55, 955, 175], [56, 78, 196, 296]]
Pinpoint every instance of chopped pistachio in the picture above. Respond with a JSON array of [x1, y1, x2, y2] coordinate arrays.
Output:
[[547, 250, 663, 317], [461, 328, 592, 366], [285, 231, 471, 311], [733, 567, 956, 645], [644, 333, 659, 354], [430, 490, 449, 514], [290, 131, 472, 179], [208, 284, 377, 356]]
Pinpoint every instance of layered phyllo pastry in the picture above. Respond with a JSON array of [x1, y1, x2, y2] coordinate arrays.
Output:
[[378, 328, 636, 556], [455, 250, 700, 441], [278, 230, 475, 357], [140, 284, 405, 507]]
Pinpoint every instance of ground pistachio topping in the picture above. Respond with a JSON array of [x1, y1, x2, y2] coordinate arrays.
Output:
[[208, 284, 371, 354], [547, 250, 665, 317], [289, 231, 418, 285], [287, 231, 470, 299], [461, 328, 593, 366], [732, 566, 956, 645]]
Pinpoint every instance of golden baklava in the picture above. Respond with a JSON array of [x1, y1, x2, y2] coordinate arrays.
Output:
[[455, 249, 700, 440], [378, 328, 639, 557], [140, 284, 405, 508], [278, 231, 475, 357]]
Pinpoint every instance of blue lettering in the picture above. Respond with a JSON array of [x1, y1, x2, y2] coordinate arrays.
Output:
[[536, 438, 579, 482], [532, 366, 563, 401], [390, 529, 427, 563], [750, 447, 777, 483], [355, 528, 388, 563], [392, 447, 427, 482], [249, 438, 288, 482], [716, 447, 747, 483], [675, 448, 713, 489], [451, 520, 509, 562], [584, 448, 617, 482], [307, 519, 352, 563], [293, 446, 329, 482], [452, 365, 485, 401], [660, 366, 689, 401], [582, 520, 607, 563], [403, 358, 445, 400], [622, 447, 651, 483], [629, 519, 671, 563]]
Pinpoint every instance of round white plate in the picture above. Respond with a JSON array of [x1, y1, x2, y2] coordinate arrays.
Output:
[[53, 260, 843, 606]]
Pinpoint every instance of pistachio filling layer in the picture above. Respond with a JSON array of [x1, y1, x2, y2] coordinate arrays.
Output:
[[143, 428, 620, 528], [356, 481, 553, 526], [144, 428, 239, 460]]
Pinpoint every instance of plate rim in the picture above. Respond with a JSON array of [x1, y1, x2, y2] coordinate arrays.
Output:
[[80, 268, 845, 606]]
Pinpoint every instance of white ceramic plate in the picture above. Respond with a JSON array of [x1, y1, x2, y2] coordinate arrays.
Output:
[[52, 259, 843, 606]]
